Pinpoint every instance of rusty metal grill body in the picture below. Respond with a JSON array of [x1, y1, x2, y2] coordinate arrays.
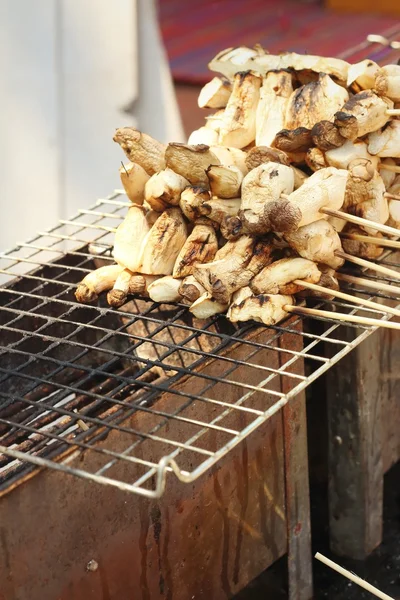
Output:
[[1, 31, 400, 501]]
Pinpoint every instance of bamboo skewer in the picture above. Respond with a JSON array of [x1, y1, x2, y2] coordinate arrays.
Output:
[[379, 163, 400, 174], [340, 231, 400, 250], [336, 250, 400, 281], [322, 207, 400, 238], [367, 33, 400, 50], [277, 195, 400, 237], [385, 191, 400, 201], [386, 109, 400, 116], [294, 279, 400, 318], [315, 553, 395, 600], [285, 304, 400, 331], [337, 272, 400, 297]]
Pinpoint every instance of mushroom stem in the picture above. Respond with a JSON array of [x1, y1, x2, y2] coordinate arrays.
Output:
[[113, 205, 150, 272], [107, 268, 134, 307], [119, 162, 150, 204], [189, 293, 228, 319], [75, 265, 124, 304], [147, 276, 183, 303]]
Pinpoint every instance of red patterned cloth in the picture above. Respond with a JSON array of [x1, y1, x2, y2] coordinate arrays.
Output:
[[158, 0, 400, 84]]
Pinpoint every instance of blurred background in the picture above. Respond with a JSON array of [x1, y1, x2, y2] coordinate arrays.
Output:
[[1, 0, 399, 252]]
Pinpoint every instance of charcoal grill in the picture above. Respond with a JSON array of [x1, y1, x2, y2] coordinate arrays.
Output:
[[1, 189, 396, 499], [1, 29, 400, 600]]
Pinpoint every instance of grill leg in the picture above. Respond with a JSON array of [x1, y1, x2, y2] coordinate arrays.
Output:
[[282, 395, 313, 600], [279, 324, 313, 600], [326, 331, 383, 559]]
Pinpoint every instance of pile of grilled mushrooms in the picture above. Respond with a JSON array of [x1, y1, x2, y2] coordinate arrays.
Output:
[[75, 47, 400, 326]]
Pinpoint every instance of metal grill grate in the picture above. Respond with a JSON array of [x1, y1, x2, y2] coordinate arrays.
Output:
[[1, 31, 400, 499]]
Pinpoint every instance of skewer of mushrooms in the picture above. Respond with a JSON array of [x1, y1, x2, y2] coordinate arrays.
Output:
[[75, 47, 400, 333]]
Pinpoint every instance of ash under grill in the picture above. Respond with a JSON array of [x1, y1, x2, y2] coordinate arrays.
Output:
[[1, 30, 400, 499]]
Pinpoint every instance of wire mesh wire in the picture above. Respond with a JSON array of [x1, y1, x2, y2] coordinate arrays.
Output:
[[1, 30, 400, 499]]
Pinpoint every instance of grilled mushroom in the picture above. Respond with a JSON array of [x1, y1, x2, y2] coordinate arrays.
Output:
[[250, 257, 321, 295], [173, 219, 218, 278], [273, 127, 313, 153], [368, 120, 400, 157], [325, 139, 380, 170], [208, 46, 266, 79], [227, 287, 294, 326], [206, 164, 244, 198], [139, 208, 188, 275], [245, 146, 290, 170], [387, 193, 400, 229], [165, 143, 221, 187], [310, 121, 345, 152], [285, 74, 349, 130], [199, 197, 241, 224], [198, 76, 232, 109], [119, 162, 150, 204], [113, 205, 150, 272], [208, 47, 349, 85], [292, 167, 309, 189], [334, 90, 393, 140], [113, 128, 166, 175], [220, 215, 244, 240], [380, 158, 398, 189], [129, 274, 159, 296], [179, 276, 206, 304], [180, 187, 211, 221], [297, 265, 339, 300], [327, 215, 347, 233], [341, 224, 384, 259], [263, 167, 348, 233], [256, 70, 293, 147], [107, 271, 159, 307], [75, 264, 124, 304], [147, 276, 183, 303], [284, 219, 344, 269], [284, 150, 307, 165], [375, 64, 400, 102], [347, 59, 380, 92], [314, 266, 339, 292], [144, 168, 190, 211], [210, 146, 248, 173], [107, 268, 134, 307], [240, 162, 295, 233], [205, 110, 225, 133], [344, 162, 388, 235], [219, 71, 262, 148], [305, 147, 328, 171], [193, 235, 273, 304], [189, 292, 228, 319], [343, 158, 376, 208], [188, 127, 219, 146]]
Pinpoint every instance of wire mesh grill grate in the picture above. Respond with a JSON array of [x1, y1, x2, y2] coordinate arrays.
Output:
[[1, 31, 400, 498]]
